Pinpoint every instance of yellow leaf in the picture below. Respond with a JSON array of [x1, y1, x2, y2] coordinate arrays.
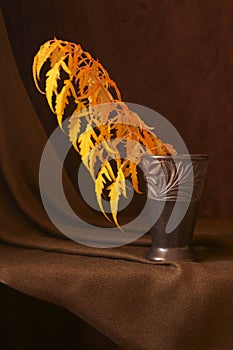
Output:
[[33, 38, 175, 230], [138, 129, 169, 155], [68, 104, 87, 149], [33, 39, 60, 93], [50, 46, 67, 67], [60, 60, 72, 76], [95, 161, 116, 221], [107, 161, 127, 228], [68, 115, 82, 152], [67, 49, 79, 76], [129, 162, 142, 194], [55, 79, 73, 128], [78, 125, 98, 167], [45, 61, 62, 112], [88, 146, 104, 179]]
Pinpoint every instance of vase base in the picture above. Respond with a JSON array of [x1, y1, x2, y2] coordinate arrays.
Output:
[[145, 246, 197, 262]]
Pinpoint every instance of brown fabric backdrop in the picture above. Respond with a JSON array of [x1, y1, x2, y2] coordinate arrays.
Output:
[[0, 2, 233, 350], [1, 0, 233, 218]]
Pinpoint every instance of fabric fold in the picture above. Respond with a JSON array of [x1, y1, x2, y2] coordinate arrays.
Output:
[[1, 4, 233, 350]]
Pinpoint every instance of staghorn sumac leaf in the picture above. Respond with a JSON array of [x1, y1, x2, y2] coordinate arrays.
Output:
[[129, 162, 142, 194], [33, 38, 175, 229], [95, 160, 116, 221], [68, 115, 82, 152], [45, 60, 62, 112], [107, 160, 127, 228], [55, 79, 72, 128], [33, 40, 54, 92], [88, 146, 104, 179], [78, 125, 99, 167]]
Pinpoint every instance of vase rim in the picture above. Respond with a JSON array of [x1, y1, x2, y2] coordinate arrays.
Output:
[[143, 154, 209, 160]]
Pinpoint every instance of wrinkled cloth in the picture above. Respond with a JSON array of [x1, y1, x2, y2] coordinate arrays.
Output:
[[0, 3, 233, 350]]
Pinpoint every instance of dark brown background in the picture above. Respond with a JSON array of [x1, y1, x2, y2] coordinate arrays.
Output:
[[1, 0, 233, 218], [0, 3, 233, 350]]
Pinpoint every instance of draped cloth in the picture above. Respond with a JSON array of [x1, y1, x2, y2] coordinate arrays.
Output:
[[0, 3, 233, 350]]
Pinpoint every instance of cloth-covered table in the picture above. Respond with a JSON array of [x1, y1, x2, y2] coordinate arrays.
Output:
[[0, 4, 233, 350], [0, 215, 233, 350]]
